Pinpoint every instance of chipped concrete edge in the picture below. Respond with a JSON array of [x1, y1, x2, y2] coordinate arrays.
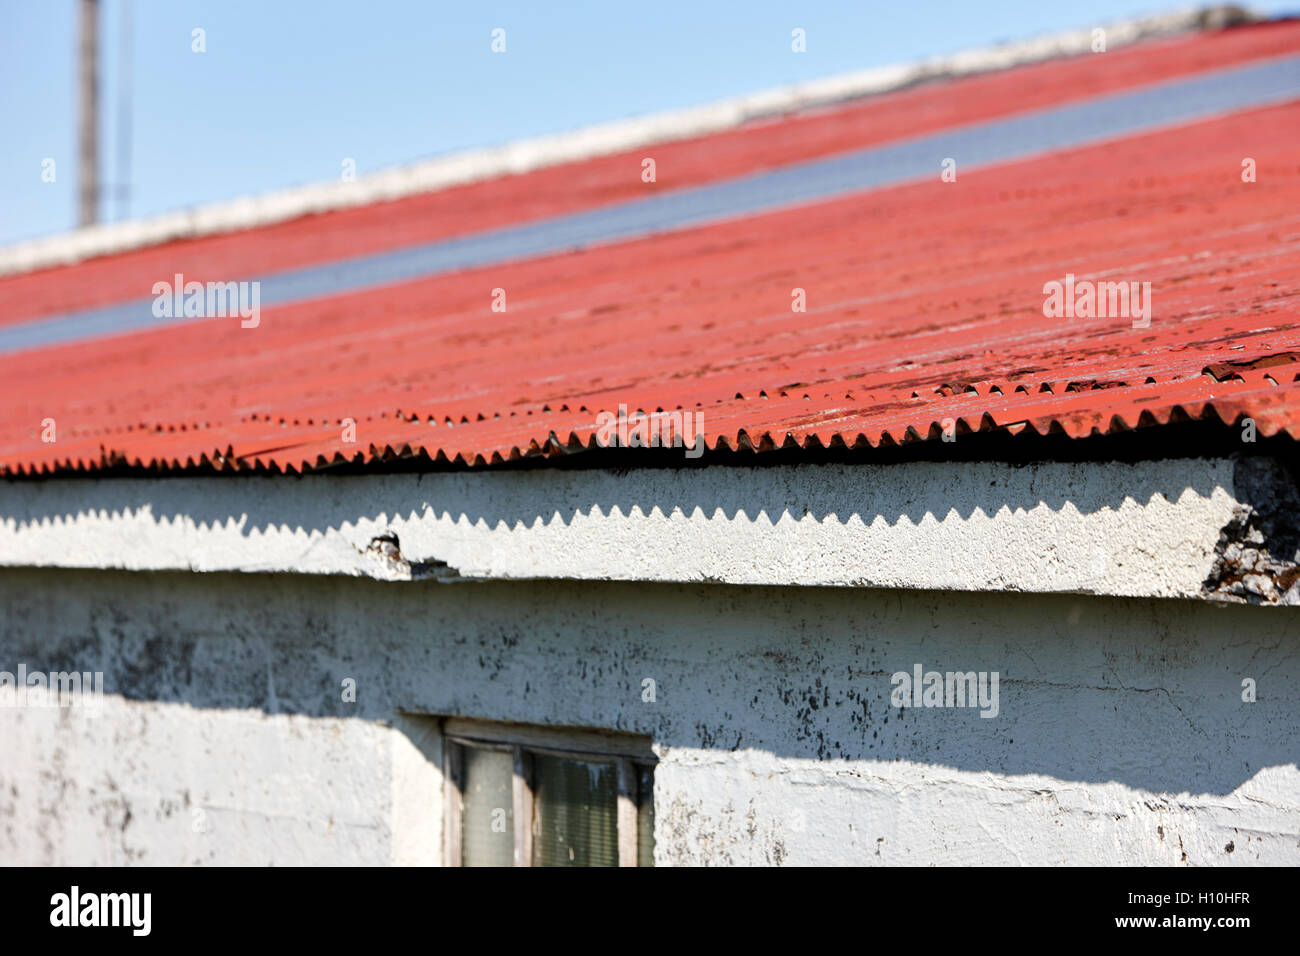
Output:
[[1, 455, 1297, 603], [1202, 455, 1300, 603], [0, 6, 1258, 278]]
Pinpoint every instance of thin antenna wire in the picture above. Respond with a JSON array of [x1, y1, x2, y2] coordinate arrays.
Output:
[[116, 0, 134, 221]]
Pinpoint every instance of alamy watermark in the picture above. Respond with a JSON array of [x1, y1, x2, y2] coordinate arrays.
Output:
[[152, 272, 261, 328], [891, 663, 999, 718], [50, 886, 150, 936], [0, 665, 105, 714], [1043, 273, 1151, 329], [595, 404, 705, 458]]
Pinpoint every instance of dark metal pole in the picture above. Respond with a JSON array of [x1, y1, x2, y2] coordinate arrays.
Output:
[[116, 0, 133, 221], [78, 0, 100, 227]]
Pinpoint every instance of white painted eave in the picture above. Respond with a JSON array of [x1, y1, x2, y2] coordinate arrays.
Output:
[[0, 456, 1294, 603]]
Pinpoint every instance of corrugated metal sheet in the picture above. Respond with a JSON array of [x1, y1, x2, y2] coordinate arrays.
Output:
[[2, 21, 1299, 474]]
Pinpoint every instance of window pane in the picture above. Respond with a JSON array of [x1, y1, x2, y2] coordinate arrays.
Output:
[[637, 764, 655, 867], [532, 754, 618, 867], [461, 745, 514, 866]]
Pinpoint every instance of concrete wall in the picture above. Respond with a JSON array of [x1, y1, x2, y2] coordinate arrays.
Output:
[[1, 568, 1296, 866]]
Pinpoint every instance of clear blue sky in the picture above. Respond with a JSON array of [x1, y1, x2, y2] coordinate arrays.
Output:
[[1, 1, 1294, 246]]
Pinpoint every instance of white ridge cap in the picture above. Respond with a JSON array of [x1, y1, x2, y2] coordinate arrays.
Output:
[[0, 6, 1256, 278]]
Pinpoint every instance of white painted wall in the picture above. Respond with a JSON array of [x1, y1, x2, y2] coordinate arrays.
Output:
[[1, 569, 1295, 865], [0, 700, 441, 866]]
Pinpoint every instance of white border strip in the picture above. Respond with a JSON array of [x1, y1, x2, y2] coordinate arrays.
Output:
[[0, 7, 1250, 278], [0, 457, 1269, 602]]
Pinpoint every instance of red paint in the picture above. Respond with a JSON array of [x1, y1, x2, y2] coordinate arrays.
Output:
[[2, 25, 1299, 474], [3, 20, 1298, 324]]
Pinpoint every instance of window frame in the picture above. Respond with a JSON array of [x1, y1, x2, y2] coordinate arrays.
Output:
[[441, 718, 655, 867]]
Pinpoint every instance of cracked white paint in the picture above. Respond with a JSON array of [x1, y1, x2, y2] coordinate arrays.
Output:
[[0, 700, 441, 865], [654, 752, 1300, 865], [1, 570, 1296, 866], [0, 458, 1249, 598]]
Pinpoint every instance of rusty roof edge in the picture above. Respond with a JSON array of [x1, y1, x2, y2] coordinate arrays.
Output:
[[0, 5, 1262, 279]]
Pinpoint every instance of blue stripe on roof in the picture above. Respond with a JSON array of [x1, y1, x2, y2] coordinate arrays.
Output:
[[3, 53, 1299, 356]]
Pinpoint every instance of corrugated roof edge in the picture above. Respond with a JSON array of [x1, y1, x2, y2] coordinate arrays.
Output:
[[5, 392, 1294, 477], [0, 4, 1260, 279]]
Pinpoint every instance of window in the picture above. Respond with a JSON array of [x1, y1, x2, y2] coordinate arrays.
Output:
[[442, 718, 655, 867]]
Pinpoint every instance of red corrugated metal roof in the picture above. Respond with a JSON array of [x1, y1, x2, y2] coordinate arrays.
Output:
[[2, 21, 1299, 474]]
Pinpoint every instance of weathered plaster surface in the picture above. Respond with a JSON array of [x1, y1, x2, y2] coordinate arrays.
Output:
[[3, 457, 1291, 601], [0, 702, 440, 866], [1, 570, 1296, 865]]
